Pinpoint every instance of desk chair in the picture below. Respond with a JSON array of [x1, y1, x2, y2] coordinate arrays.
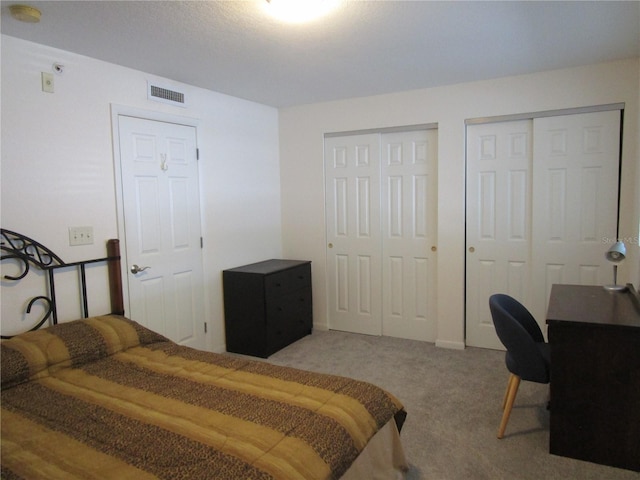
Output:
[[489, 294, 550, 439]]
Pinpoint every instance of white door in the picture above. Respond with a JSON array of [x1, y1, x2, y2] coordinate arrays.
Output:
[[466, 110, 621, 349], [325, 134, 382, 335], [325, 129, 438, 341], [118, 116, 205, 349], [381, 130, 438, 341], [530, 111, 621, 321], [466, 120, 533, 349]]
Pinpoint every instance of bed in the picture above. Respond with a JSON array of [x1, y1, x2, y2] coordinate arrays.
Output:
[[1, 230, 408, 479]]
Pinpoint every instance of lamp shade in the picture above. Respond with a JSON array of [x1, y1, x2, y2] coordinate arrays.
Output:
[[603, 241, 627, 292], [605, 241, 626, 263]]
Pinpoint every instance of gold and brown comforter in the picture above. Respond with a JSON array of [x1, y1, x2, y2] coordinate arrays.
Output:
[[1, 315, 406, 479]]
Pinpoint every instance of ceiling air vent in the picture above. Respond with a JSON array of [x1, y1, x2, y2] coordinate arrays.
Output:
[[148, 82, 186, 107]]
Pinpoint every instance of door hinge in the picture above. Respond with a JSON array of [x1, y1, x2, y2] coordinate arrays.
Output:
[[200, 237, 203, 248], [204, 322, 208, 334], [196, 148, 199, 160]]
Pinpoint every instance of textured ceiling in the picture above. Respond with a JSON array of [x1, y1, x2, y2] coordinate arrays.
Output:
[[1, 1, 638, 108]]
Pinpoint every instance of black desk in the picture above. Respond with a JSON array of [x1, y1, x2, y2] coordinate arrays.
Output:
[[546, 284, 640, 471]]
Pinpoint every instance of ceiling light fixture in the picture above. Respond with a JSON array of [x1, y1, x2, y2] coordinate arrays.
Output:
[[265, 0, 340, 24], [9, 4, 41, 23]]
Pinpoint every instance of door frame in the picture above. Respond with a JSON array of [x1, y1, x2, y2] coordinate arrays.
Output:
[[464, 102, 625, 346], [110, 104, 201, 316]]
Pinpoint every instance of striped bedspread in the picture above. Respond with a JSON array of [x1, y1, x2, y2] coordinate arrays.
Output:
[[1, 315, 406, 479]]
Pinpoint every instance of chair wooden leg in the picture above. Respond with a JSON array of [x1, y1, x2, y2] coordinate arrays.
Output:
[[498, 374, 521, 439], [502, 374, 515, 410]]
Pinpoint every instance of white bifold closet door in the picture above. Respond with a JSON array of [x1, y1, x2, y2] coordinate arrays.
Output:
[[466, 110, 621, 349], [325, 129, 438, 342]]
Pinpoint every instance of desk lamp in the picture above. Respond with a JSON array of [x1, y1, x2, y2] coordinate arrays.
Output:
[[603, 241, 627, 292]]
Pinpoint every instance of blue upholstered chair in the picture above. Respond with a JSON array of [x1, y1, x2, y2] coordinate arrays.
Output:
[[489, 294, 551, 439]]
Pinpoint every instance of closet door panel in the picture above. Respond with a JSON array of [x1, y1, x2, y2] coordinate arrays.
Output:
[[466, 120, 533, 349], [325, 134, 382, 335], [381, 130, 438, 342], [531, 110, 621, 322]]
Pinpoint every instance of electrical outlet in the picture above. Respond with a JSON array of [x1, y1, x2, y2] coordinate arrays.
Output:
[[41, 72, 54, 93], [69, 226, 93, 246]]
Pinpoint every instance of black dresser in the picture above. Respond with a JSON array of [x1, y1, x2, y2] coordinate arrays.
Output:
[[223, 259, 312, 358]]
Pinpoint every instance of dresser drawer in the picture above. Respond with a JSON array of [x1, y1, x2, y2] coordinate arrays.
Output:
[[266, 289, 312, 322], [267, 311, 312, 353], [267, 316, 312, 354], [264, 264, 311, 297]]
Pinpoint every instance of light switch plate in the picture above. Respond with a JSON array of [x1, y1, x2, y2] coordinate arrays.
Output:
[[69, 226, 93, 246]]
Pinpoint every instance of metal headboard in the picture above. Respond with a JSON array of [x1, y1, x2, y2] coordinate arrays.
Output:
[[0, 229, 124, 339]]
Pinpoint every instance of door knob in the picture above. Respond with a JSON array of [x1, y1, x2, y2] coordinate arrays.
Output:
[[130, 264, 150, 274]]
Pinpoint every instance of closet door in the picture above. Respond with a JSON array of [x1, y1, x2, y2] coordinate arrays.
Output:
[[325, 134, 382, 335], [466, 120, 533, 350], [381, 130, 438, 341], [466, 110, 621, 349], [530, 110, 621, 322], [325, 129, 438, 341]]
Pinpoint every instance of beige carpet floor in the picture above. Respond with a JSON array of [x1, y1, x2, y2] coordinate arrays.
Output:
[[264, 330, 639, 480]]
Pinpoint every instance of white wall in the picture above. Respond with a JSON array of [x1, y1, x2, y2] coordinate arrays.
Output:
[[1, 36, 282, 352], [3, 34, 638, 352], [279, 58, 640, 349]]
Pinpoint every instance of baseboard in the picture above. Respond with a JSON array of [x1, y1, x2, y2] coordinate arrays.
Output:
[[435, 339, 466, 350]]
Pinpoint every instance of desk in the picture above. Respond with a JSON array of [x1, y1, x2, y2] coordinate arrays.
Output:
[[546, 284, 640, 471]]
